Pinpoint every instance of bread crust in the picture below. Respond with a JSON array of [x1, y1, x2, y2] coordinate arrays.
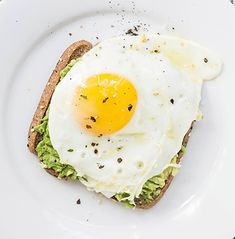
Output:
[[27, 40, 194, 209], [27, 40, 92, 153]]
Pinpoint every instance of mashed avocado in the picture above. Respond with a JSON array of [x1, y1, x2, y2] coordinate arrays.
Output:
[[34, 59, 79, 178], [114, 155, 180, 208], [35, 60, 185, 207], [59, 59, 78, 79], [35, 110, 78, 179]]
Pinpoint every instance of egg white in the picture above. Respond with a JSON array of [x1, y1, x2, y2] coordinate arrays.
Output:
[[48, 34, 222, 202]]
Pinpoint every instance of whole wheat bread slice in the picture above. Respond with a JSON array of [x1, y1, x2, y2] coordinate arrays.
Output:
[[27, 40, 193, 209], [28, 40, 92, 153]]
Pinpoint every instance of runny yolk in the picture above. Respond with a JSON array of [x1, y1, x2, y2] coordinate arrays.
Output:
[[73, 73, 137, 135]]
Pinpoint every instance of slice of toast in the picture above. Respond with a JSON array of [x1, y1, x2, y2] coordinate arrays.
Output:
[[28, 40, 92, 154], [27, 40, 193, 209]]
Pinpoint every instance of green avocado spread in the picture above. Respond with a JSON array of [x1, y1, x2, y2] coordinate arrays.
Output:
[[35, 60, 185, 208], [35, 59, 78, 180], [114, 155, 180, 208], [35, 110, 78, 180]]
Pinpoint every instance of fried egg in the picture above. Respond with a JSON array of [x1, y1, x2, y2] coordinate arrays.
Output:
[[48, 34, 222, 202]]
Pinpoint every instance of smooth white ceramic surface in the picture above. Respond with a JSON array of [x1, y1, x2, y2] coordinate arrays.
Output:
[[0, 0, 235, 238]]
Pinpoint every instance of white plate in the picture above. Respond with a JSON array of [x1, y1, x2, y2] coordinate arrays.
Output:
[[0, 0, 235, 238]]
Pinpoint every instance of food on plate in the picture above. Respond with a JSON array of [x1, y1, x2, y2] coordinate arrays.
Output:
[[28, 34, 222, 208]]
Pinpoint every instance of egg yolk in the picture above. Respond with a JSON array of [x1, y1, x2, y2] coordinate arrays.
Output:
[[73, 73, 137, 135]]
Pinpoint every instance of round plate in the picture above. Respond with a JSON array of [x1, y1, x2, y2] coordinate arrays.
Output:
[[0, 0, 235, 238]]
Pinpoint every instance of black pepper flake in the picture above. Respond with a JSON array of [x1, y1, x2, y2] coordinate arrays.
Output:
[[98, 134, 103, 137], [204, 57, 208, 63], [91, 142, 96, 147], [126, 29, 138, 36], [107, 139, 111, 142], [85, 145, 88, 148], [90, 116, 96, 122], [98, 164, 104, 169], [94, 149, 98, 154], [154, 49, 160, 53], [86, 125, 92, 129], [96, 36, 99, 39], [102, 97, 109, 103], [117, 158, 123, 163], [67, 149, 74, 152], [69, 32, 72, 36], [170, 99, 174, 104], [128, 104, 133, 111], [76, 198, 81, 204], [80, 94, 87, 100], [117, 146, 123, 151]]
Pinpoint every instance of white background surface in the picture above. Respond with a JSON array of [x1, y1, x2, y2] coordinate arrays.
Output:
[[0, 0, 235, 238]]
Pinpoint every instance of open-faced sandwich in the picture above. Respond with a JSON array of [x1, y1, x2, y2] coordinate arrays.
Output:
[[28, 34, 222, 208]]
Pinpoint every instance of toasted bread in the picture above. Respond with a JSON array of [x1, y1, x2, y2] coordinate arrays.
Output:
[[28, 40, 92, 154], [27, 40, 193, 209]]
